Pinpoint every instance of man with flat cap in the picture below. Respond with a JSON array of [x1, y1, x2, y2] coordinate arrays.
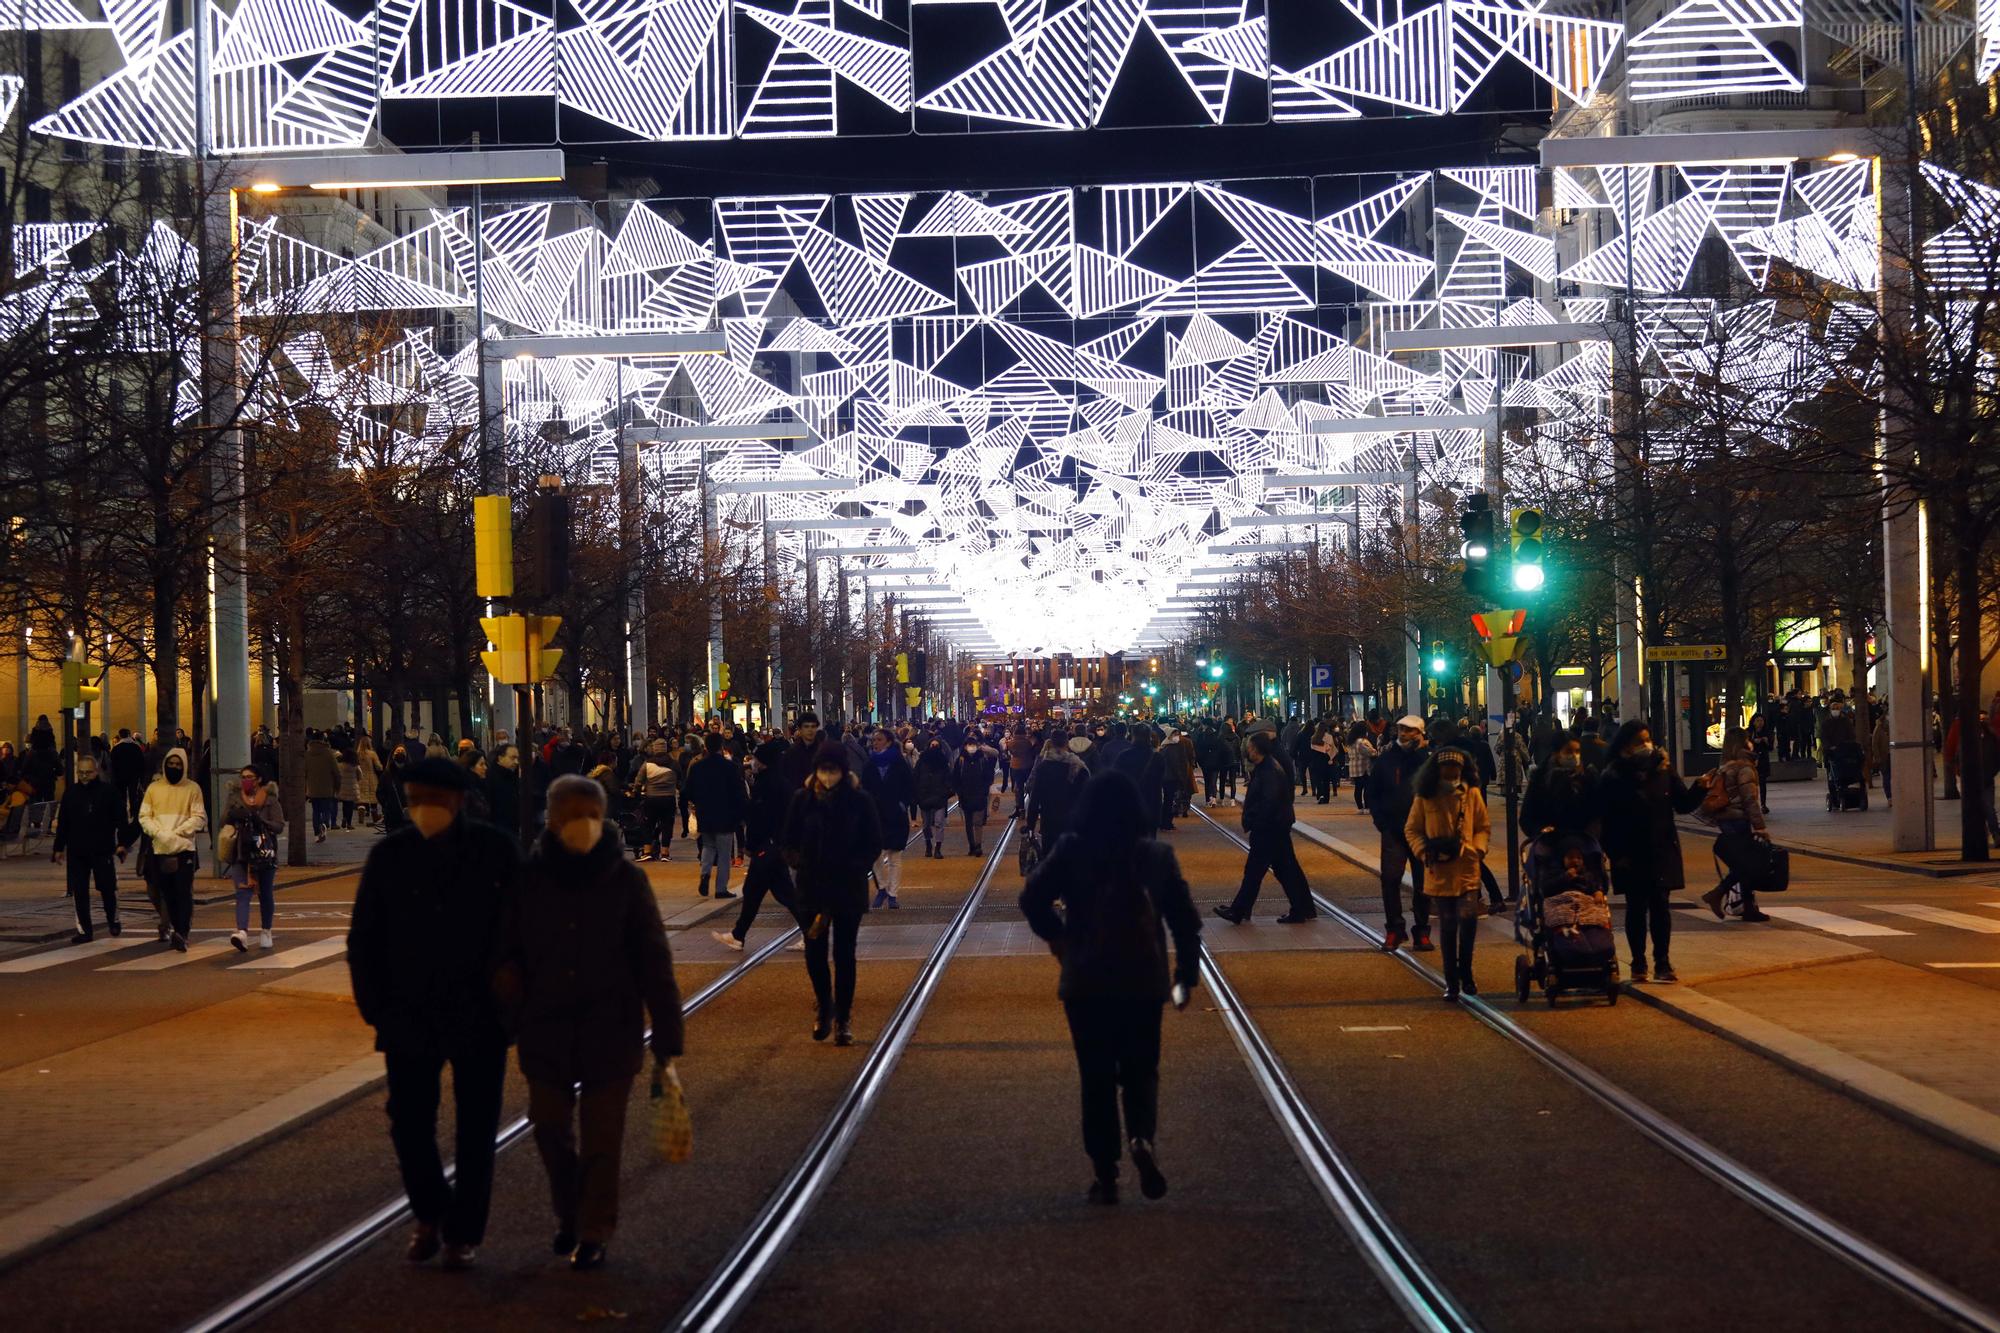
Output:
[[348, 756, 521, 1270]]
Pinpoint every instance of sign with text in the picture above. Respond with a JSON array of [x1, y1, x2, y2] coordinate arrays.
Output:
[[1310, 662, 1334, 690], [1644, 644, 1726, 663]]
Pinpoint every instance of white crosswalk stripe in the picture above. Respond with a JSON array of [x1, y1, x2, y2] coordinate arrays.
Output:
[[0, 937, 152, 973], [230, 936, 349, 970], [1864, 904, 2000, 934], [1759, 906, 1913, 937], [99, 938, 239, 971]]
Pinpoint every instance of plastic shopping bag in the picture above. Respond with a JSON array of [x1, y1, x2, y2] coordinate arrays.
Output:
[[650, 1064, 692, 1164]]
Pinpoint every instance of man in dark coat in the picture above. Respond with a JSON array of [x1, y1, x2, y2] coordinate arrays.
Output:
[[948, 736, 1000, 855], [860, 728, 914, 908], [778, 712, 824, 796], [1366, 715, 1432, 952], [346, 757, 520, 1270], [108, 729, 147, 828], [495, 774, 681, 1270], [681, 733, 746, 899], [1110, 725, 1167, 835], [1215, 730, 1314, 923], [52, 754, 124, 941], [782, 746, 882, 1046], [715, 739, 804, 952]]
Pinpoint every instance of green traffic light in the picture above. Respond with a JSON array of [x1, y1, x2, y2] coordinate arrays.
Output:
[[1209, 664, 1224, 679], [1431, 655, 1448, 674], [1512, 563, 1545, 592]]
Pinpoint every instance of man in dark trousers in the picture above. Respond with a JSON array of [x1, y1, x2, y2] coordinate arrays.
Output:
[[347, 757, 520, 1271], [1366, 715, 1432, 953], [52, 754, 124, 941], [682, 733, 747, 899], [714, 739, 803, 952], [1213, 730, 1315, 924], [108, 729, 147, 829]]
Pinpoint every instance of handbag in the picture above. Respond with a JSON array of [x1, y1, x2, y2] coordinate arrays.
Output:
[[649, 1065, 692, 1163], [216, 824, 238, 865], [1699, 768, 1731, 819]]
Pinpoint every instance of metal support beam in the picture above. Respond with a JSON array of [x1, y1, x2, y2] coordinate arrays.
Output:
[[1538, 127, 1879, 169], [487, 331, 728, 359], [1309, 412, 1491, 434], [1380, 324, 1605, 353]]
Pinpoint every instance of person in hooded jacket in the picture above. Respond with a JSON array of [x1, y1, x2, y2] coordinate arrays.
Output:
[[912, 737, 953, 859], [781, 746, 882, 1047], [220, 764, 284, 951], [1110, 725, 1168, 834], [1592, 720, 1706, 984], [948, 737, 999, 855], [860, 728, 914, 909], [495, 774, 682, 1272], [1026, 734, 1088, 847], [1521, 733, 1593, 838], [1403, 746, 1490, 1001], [1020, 770, 1201, 1205], [138, 746, 206, 950], [347, 758, 519, 1270], [715, 739, 804, 953]]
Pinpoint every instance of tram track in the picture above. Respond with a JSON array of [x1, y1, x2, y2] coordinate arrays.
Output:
[[1192, 803, 2000, 1333]]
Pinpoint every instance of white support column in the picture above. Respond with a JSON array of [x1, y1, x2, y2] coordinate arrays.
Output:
[[1402, 473, 1422, 714], [701, 444, 723, 714], [1610, 306, 1646, 718], [1879, 151, 1934, 851], [1483, 412, 1505, 742], [616, 364, 650, 736], [764, 508, 782, 723], [201, 170, 251, 794]]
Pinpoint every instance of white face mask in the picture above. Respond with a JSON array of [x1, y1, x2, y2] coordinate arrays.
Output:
[[558, 818, 603, 854], [409, 805, 455, 838]]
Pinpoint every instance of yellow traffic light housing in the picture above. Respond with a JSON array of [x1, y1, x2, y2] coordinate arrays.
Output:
[[473, 495, 513, 598], [61, 658, 104, 710]]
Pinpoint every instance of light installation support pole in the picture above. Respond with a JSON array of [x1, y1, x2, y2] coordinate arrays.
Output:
[[802, 532, 818, 719], [1482, 412, 1505, 741], [473, 184, 514, 743], [1401, 472, 1422, 713], [617, 361, 650, 736], [702, 443, 722, 716], [195, 0, 250, 823], [1880, 112, 1934, 850], [764, 509, 781, 725], [1610, 299, 1646, 718]]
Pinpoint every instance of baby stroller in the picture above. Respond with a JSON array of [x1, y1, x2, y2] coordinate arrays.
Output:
[[1514, 832, 1620, 1006], [1826, 741, 1867, 811], [1017, 822, 1044, 878]]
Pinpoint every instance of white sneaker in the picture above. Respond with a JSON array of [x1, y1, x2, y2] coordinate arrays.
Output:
[[230, 930, 248, 952], [787, 939, 807, 952], [259, 930, 273, 948], [711, 930, 744, 953]]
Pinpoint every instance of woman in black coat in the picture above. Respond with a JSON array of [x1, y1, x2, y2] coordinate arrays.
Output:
[[781, 746, 882, 1047], [1521, 732, 1594, 838], [1019, 771, 1202, 1205], [495, 774, 683, 1271], [1592, 721, 1705, 984]]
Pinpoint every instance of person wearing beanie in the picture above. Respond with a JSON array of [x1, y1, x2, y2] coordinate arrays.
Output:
[[1366, 716, 1434, 953], [1404, 746, 1490, 1000], [781, 744, 882, 1046]]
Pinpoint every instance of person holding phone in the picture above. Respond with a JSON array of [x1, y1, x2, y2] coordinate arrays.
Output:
[[1019, 770, 1203, 1206]]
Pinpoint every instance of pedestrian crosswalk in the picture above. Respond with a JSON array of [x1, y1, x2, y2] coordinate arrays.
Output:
[[1757, 907, 1914, 938], [0, 931, 350, 975], [1864, 904, 2000, 934]]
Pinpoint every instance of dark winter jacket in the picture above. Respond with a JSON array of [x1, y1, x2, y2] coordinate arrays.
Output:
[[347, 817, 520, 1054], [1111, 746, 1165, 830], [1019, 835, 1202, 1004], [1240, 754, 1296, 836], [949, 746, 999, 810], [53, 778, 124, 859], [496, 828, 683, 1085], [912, 749, 952, 811], [1592, 752, 1704, 893], [745, 764, 793, 856], [1521, 763, 1596, 840], [682, 753, 748, 833], [782, 778, 883, 917], [109, 739, 146, 790], [779, 737, 821, 796], [485, 765, 521, 836], [1366, 741, 1430, 835], [860, 750, 915, 847], [304, 740, 340, 800], [1027, 750, 1087, 840]]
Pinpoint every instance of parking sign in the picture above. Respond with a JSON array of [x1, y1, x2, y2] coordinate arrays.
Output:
[[1310, 662, 1334, 690]]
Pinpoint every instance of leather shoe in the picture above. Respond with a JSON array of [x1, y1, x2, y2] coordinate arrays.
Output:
[[571, 1242, 607, 1271], [812, 1011, 832, 1042], [1211, 904, 1245, 925], [1275, 911, 1317, 924], [406, 1223, 440, 1263], [440, 1244, 477, 1271]]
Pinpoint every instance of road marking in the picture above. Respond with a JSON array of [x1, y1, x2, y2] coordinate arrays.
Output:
[[1340, 1024, 1410, 1032], [1865, 904, 2000, 934], [1760, 906, 1913, 937], [231, 936, 349, 970], [1926, 962, 2000, 969], [0, 937, 152, 973], [99, 938, 239, 971]]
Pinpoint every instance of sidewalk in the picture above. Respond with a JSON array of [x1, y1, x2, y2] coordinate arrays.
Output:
[[0, 828, 373, 943], [1695, 774, 1997, 878], [1287, 791, 2000, 1165]]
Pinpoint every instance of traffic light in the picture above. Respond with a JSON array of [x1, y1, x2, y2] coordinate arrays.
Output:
[[1510, 508, 1545, 592], [911, 649, 928, 687], [523, 487, 570, 599], [61, 658, 103, 711], [717, 661, 732, 696], [479, 616, 562, 685], [1429, 640, 1450, 676], [1459, 493, 1495, 598], [895, 651, 910, 684], [473, 495, 513, 598], [1208, 652, 1225, 681]]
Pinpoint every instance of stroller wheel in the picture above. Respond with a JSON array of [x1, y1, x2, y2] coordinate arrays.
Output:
[[1547, 986, 1559, 1008], [1606, 984, 1619, 1006], [1514, 955, 1530, 1003]]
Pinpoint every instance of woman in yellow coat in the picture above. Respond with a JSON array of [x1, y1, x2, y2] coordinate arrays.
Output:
[[1402, 745, 1490, 1001]]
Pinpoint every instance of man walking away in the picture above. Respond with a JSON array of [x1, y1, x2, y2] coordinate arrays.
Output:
[[53, 755, 123, 942], [683, 734, 746, 900], [347, 758, 520, 1270], [109, 729, 146, 829], [862, 729, 914, 908], [715, 740, 804, 953], [138, 747, 205, 951], [1366, 716, 1432, 952], [1213, 731, 1315, 924], [305, 730, 339, 842], [782, 747, 882, 1046]]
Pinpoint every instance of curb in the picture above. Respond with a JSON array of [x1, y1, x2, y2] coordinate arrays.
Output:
[[0, 865, 363, 945], [1672, 820, 1994, 879], [1289, 816, 2000, 1167], [0, 1054, 385, 1274], [1621, 980, 2000, 1168]]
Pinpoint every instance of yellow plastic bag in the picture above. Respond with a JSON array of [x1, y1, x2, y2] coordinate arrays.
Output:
[[650, 1064, 692, 1164]]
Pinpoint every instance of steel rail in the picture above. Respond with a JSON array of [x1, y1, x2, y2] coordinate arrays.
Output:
[[667, 818, 1016, 1332], [1197, 805, 2000, 1333]]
